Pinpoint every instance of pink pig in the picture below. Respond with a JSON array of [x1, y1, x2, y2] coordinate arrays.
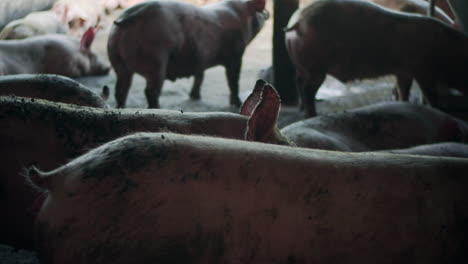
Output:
[[0, 27, 109, 77], [108, 0, 269, 108]]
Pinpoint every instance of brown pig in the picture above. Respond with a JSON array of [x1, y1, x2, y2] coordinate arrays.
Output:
[[382, 142, 468, 158], [0, 74, 108, 108], [0, 81, 288, 249], [0, 27, 110, 77], [30, 132, 468, 264], [280, 101, 468, 151], [0, 11, 69, 40], [285, 0, 468, 117], [107, 0, 269, 108]]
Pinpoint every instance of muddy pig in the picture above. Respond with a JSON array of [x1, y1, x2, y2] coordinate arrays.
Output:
[[0, 81, 289, 249], [285, 0, 468, 117], [371, 0, 453, 24], [108, 0, 269, 108], [281, 101, 468, 151], [0, 27, 110, 77], [382, 142, 468, 157], [0, 74, 108, 108], [29, 132, 468, 264], [0, 11, 68, 40]]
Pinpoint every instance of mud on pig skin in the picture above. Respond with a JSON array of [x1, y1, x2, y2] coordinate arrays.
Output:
[[280, 101, 468, 151], [0, 74, 108, 108], [285, 0, 468, 117], [0, 83, 288, 249], [29, 132, 468, 264], [0, 28, 110, 77], [108, 0, 269, 108]]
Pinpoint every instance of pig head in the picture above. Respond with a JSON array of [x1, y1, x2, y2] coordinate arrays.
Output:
[[0, 27, 110, 77], [107, 0, 269, 108]]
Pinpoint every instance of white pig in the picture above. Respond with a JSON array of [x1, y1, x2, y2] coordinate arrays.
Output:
[[0, 27, 110, 77], [0, 74, 108, 108], [280, 101, 468, 151], [107, 0, 270, 108], [0, 11, 68, 40], [30, 132, 468, 263], [0, 80, 288, 249]]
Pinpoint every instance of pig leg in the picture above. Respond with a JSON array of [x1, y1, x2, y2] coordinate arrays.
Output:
[[301, 72, 326, 117], [225, 59, 242, 107], [115, 68, 134, 108], [415, 77, 439, 107], [395, 74, 413, 101], [189, 72, 204, 100]]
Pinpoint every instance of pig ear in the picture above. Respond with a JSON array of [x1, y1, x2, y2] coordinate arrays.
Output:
[[245, 84, 281, 142], [240, 79, 266, 116], [249, 0, 266, 11], [80, 27, 95, 50]]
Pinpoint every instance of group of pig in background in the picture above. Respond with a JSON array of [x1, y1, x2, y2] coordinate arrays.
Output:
[[1, 0, 468, 263]]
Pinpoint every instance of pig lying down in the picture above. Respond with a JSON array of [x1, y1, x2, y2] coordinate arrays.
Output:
[[0, 11, 68, 40], [281, 101, 468, 151], [0, 82, 287, 249], [0, 74, 108, 108], [108, 0, 269, 108], [382, 142, 468, 158], [286, 0, 468, 116], [0, 27, 109, 77], [29, 132, 468, 263]]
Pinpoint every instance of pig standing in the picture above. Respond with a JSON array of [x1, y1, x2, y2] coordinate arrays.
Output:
[[0, 11, 68, 40], [0, 74, 108, 108], [30, 132, 468, 264], [382, 142, 468, 157], [0, 81, 288, 249], [108, 0, 269, 108], [0, 28, 110, 77], [280, 101, 468, 151], [285, 0, 468, 117]]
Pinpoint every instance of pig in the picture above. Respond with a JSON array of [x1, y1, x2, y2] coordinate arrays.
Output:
[[0, 0, 56, 30], [382, 142, 468, 158], [371, 0, 454, 24], [52, 0, 104, 36], [29, 132, 468, 264], [0, 27, 110, 77], [0, 80, 289, 249], [285, 0, 468, 117], [0, 74, 108, 108], [280, 101, 468, 151], [107, 0, 270, 108], [0, 11, 68, 40]]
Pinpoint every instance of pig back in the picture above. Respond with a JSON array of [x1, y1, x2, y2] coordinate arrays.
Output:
[[32, 132, 468, 263]]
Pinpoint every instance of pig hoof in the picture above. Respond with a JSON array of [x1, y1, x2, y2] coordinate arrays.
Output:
[[230, 97, 242, 107], [189, 93, 201, 100]]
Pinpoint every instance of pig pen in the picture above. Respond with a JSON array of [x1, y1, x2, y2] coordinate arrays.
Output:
[[0, 1, 437, 263]]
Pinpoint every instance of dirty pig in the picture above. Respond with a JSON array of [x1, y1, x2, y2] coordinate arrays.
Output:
[[108, 0, 269, 108], [285, 0, 468, 117]]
